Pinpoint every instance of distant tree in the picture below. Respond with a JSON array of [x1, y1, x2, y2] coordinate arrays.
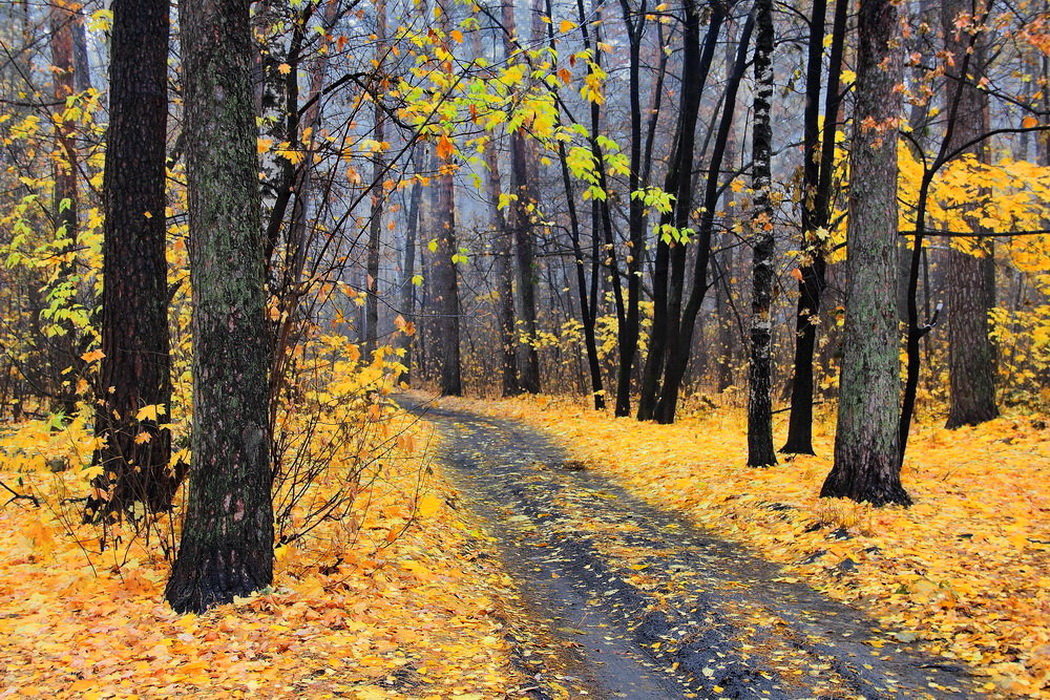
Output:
[[364, 0, 387, 359], [398, 152, 423, 383], [46, 0, 82, 417], [89, 0, 177, 518], [941, 0, 998, 429], [637, 0, 730, 423], [501, 0, 541, 395], [746, 0, 775, 468], [822, 0, 910, 506], [426, 0, 463, 397], [481, 123, 521, 397], [166, 0, 274, 613]]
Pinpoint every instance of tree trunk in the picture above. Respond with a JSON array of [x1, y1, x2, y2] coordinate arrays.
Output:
[[90, 0, 177, 518], [166, 0, 274, 613], [746, 0, 776, 468], [48, 0, 81, 417], [430, 165, 463, 395], [781, 0, 846, 454], [942, 0, 998, 429], [483, 138, 521, 396], [637, 0, 722, 420], [614, 0, 646, 417], [399, 159, 422, 383], [364, 0, 387, 358], [654, 9, 751, 424], [545, 0, 603, 408], [822, 0, 910, 507], [502, 0, 541, 394]]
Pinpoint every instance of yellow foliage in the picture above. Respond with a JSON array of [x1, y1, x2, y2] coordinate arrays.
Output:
[[0, 414, 522, 696]]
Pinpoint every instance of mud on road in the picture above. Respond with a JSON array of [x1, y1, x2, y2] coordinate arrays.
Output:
[[404, 397, 982, 699]]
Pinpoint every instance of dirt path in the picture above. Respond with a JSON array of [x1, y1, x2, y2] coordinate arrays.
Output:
[[405, 398, 982, 699]]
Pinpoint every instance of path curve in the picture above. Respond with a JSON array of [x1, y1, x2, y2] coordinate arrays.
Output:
[[405, 397, 982, 699]]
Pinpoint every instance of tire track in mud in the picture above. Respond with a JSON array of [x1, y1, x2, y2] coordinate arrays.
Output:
[[404, 397, 983, 699]]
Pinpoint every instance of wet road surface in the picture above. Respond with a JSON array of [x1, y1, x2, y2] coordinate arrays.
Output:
[[405, 398, 982, 699]]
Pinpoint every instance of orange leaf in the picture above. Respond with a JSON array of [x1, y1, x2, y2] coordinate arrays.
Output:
[[436, 134, 455, 160]]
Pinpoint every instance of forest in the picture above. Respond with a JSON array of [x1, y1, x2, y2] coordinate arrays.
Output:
[[0, 0, 1047, 696]]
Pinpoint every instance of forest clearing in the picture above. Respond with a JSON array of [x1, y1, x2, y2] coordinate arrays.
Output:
[[1, 0, 1048, 696]]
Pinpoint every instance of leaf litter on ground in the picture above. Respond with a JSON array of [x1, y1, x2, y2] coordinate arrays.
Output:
[[446, 394, 1050, 697], [0, 411, 528, 699]]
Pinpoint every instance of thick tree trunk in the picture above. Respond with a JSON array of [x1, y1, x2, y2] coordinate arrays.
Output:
[[166, 0, 274, 613], [502, 0, 541, 394], [942, 0, 998, 429], [484, 141, 521, 397], [822, 0, 910, 507], [90, 0, 176, 518], [747, 0, 776, 468]]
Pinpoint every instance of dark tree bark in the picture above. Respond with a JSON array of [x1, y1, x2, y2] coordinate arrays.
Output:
[[502, 0, 541, 394], [364, 0, 387, 358], [576, 0, 627, 408], [613, 0, 646, 417], [399, 166, 423, 383], [822, 0, 910, 507], [746, 0, 776, 468], [545, 0, 603, 409], [483, 134, 521, 397], [89, 0, 177, 518], [637, 0, 722, 420], [653, 8, 751, 424], [941, 0, 998, 429], [781, 0, 847, 454], [47, 0, 81, 417], [166, 0, 274, 613], [715, 15, 740, 395]]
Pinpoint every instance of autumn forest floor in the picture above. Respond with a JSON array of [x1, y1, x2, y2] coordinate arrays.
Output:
[[417, 392, 1047, 698], [0, 393, 1046, 698], [405, 395, 989, 699]]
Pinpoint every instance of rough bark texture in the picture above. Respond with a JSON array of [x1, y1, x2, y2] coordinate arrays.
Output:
[[942, 0, 998, 429], [747, 0, 776, 468], [822, 0, 910, 506], [166, 0, 274, 614], [429, 163, 463, 396], [90, 0, 177, 517], [483, 138, 521, 397], [502, 0, 541, 394]]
